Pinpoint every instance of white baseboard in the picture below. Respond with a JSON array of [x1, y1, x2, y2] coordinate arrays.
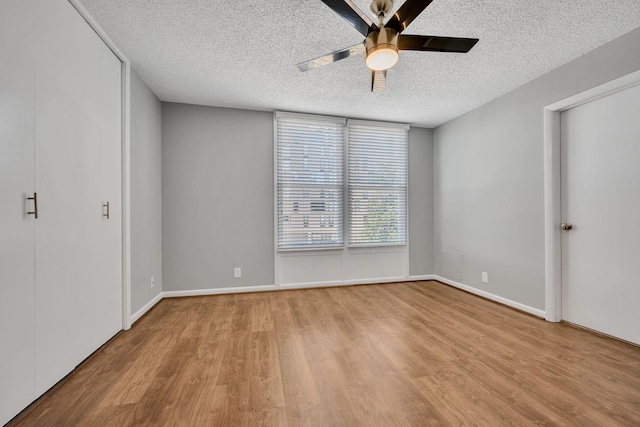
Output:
[[431, 275, 546, 318], [162, 275, 439, 298], [130, 291, 163, 325], [406, 274, 437, 281], [279, 275, 438, 290], [163, 285, 276, 298]]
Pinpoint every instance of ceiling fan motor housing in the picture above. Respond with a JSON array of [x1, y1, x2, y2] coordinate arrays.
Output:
[[365, 27, 399, 70]]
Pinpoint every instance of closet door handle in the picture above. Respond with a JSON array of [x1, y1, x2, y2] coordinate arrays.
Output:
[[27, 193, 38, 219], [103, 201, 110, 219]]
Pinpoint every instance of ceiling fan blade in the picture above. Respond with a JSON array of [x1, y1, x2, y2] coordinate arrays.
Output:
[[385, 0, 434, 33], [371, 69, 387, 92], [320, 0, 378, 37], [398, 35, 479, 52], [297, 43, 366, 72]]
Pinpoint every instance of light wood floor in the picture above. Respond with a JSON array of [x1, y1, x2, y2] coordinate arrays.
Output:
[[10, 281, 640, 426]]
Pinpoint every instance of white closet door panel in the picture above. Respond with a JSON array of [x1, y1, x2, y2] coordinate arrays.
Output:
[[34, 0, 121, 395], [97, 43, 123, 344], [0, 0, 36, 423]]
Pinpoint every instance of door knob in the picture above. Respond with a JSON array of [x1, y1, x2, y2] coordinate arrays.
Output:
[[561, 223, 573, 231]]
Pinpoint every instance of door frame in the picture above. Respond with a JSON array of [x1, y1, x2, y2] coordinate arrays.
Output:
[[68, 0, 133, 330], [543, 69, 640, 322]]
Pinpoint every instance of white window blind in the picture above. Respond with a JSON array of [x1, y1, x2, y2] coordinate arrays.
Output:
[[276, 114, 345, 250], [348, 121, 408, 246]]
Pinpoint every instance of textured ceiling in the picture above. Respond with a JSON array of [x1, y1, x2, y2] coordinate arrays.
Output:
[[78, 0, 640, 127]]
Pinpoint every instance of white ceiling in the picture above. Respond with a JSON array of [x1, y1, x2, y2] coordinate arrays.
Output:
[[78, 0, 640, 127]]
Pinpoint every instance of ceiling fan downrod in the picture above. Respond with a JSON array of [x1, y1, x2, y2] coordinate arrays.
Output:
[[370, 0, 393, 26]]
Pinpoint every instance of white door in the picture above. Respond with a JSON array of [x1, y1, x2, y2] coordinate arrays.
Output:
[[95, 34, 123, 345], [0, 0, 36, 424], [34, 0, 122, 396], [561, 82, 640, 345]]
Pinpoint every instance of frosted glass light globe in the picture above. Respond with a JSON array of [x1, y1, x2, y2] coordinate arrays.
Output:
[[366, 47, 399, 71]]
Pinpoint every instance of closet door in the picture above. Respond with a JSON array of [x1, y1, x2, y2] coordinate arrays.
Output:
[[95, 32, 123, 345], [34, 0, 122, 396], [0, 1, 36, 423]]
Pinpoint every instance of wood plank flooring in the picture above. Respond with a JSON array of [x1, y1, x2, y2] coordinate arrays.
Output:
[[9, 281, 640, 426]]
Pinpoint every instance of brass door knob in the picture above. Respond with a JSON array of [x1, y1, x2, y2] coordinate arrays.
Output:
[[561, 223, 573, 231]]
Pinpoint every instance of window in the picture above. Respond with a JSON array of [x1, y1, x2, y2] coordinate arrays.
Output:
[[348, 121, 408, 246], [276, 113, 407, 250], [276, 114, 344, 250]]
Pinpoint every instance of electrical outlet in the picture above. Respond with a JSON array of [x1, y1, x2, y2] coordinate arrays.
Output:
[[234, 268, 241, 279], [481, 272, 488, 284], [150, 276, 155, 288]]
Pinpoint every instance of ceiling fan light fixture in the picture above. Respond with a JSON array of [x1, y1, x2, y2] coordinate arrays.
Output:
[[366, 45, 399, 70], [365, 27, 399, 71]]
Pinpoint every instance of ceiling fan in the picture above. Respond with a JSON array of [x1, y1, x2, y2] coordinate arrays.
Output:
[[297, 0, 479, 92]]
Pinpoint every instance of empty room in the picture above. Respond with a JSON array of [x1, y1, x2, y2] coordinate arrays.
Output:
[[2, 0, 640, 425]]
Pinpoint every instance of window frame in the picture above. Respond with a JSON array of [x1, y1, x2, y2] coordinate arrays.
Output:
[[274, 112, 409, 252], [346, 119, 409, 248], [274, 112, 346, 252]]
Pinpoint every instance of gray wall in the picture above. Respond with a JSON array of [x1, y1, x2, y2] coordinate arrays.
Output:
[[433, 27, 640, 310], [409, 126, 434, 275], [162, 103, 434, 291], [162, 104, 275, 291], [130, 68, 163, 313]]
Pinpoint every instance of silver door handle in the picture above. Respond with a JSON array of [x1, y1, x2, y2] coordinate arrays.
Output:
[[103, 201, 110, 219], [27, 193, 38, 219], [561, 223, 573, 231]]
